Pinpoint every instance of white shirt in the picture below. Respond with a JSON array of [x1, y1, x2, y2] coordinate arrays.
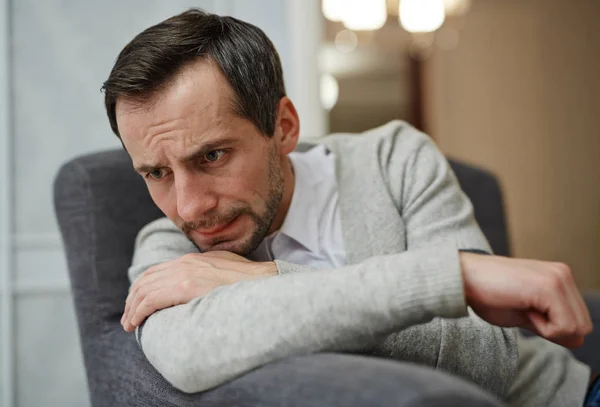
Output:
[[249, 145, 346, 268]]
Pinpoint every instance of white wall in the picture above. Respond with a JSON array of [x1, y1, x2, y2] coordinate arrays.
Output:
[[0, 1, 322, 406]]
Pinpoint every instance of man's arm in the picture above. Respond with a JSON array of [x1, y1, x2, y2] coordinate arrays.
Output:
[[129, 221, 591, 399], [372, 127, 588, 397], [129, 220, 468, 394], [322, 125, 516, 398]]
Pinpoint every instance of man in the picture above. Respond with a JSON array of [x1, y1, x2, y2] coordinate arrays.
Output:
[[102, 9, 596, 407]]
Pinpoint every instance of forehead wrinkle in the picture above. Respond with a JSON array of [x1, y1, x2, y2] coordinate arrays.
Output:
[[122, 59, 244, 171], [144, 130, 187, 162], [143, 118, 190, 148]]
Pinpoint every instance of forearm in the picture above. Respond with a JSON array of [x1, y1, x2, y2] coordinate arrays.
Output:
[[138, 243, 467, 393], [438, 252, 518, 398], [365, 312, 517, 400], [278, 252, 517, 397]]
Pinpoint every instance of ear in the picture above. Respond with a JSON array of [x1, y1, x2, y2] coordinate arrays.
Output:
[[273, 97, 300, 155]]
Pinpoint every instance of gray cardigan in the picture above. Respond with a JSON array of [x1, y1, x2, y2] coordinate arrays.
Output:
[[128, 121, 589, 406]]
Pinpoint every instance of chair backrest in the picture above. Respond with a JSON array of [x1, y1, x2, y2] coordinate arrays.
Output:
[[53, 146, 511, 406], [448, 159, 511, 256], [54, 149, 171, 407]]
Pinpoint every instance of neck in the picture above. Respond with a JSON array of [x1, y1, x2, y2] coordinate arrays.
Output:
[[268, 156, 294, 234]]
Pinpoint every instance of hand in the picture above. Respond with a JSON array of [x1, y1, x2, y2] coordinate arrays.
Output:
[[122, 251, 278, 332], [460, 253, 593, 348]]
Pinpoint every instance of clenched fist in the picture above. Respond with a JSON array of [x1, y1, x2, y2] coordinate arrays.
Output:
[[461, 253, 593, 348]]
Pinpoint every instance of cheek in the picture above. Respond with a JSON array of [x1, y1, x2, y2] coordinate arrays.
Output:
[[216, 164, 271, 207]]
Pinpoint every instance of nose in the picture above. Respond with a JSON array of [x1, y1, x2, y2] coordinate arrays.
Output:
[[174, 170, 218, 222]]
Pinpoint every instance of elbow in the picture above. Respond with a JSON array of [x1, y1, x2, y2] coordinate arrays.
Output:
[[155, 344, 258, 394], [148, 346, 217, 394], [166, 359, 240, 394], [138, 313, 220, 394], [165, 367, 209, 394], [138, 301, 248, 394], [141, 333, 233, 394]]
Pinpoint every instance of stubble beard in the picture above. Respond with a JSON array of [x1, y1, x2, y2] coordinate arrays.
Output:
[[184, 145, 284, 256]]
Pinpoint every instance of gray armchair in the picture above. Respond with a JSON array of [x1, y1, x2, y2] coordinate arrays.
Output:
[[54, 147, 600, 407]]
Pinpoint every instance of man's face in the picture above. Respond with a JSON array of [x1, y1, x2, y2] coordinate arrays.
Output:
[[116, 61, 286, 255]]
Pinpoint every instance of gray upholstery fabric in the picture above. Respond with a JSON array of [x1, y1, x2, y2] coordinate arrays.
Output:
[[54, 147, 598, 407], [572, 292, 600, 370], [184, 352, 504, 407], [449, 160, 510, 257], [54, 150, 171, 406]]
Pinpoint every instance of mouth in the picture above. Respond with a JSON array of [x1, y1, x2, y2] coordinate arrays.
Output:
[[193, 216, 239, 237]]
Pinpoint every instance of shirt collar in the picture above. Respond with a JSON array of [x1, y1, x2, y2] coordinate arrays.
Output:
[[276, 145, 331, 254]]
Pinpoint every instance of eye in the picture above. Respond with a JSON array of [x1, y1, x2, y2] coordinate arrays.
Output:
[[203, 150, 226, 163], [147, 169, 165, 180]]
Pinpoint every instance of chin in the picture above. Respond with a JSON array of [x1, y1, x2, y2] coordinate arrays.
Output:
[[191, 215, 266, 255], [199, 235, 255, 256], [206, 241, 245, 254]]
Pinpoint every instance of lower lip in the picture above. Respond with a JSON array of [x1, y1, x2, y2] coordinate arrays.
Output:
[[195, 216, 241, 238]]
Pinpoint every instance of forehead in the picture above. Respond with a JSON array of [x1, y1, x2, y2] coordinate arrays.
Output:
[[115, 60, 236, 150]]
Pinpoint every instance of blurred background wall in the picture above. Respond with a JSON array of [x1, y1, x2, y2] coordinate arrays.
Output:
[[423, 0, 600, 290], [0, 1, 321, 406], [321, 0, 600, 291]]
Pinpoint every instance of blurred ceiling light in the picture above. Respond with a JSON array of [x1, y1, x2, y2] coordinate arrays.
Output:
[[399, 0, 446, 33], [320, 74, 339, 111], [443, 0, 471, 16], [322, 0, 345, 22], [342, 0, 387, 31], [334, 29, 359, 53]]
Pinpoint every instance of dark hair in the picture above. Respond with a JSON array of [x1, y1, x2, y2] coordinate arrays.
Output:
[[102, 9, 286, 138]]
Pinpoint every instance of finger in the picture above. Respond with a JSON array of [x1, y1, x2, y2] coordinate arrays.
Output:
[[123, 286, 139, 327], [528, 310, 584, 348], [123, 264, 234, 329], [513, 311, 539, 334], [122, 282, 139, 327], [125, 269, 216, 330], [546, 271, 582, 337], [124, 285, 168, 332], [528, 291, 571, 341], [125, 278, 181, 330], [524, 310, 581, 348], [122, 291, 134, 328], [123, 265, 180, 327], [124, 272, 182, 329], [127, 287, 187, 331], [122, 287, 137, 328], [563, 274, 593, 336], [527, 311, 555, 341], [552, 265, 592, 339], [566, 285, 591, 336]]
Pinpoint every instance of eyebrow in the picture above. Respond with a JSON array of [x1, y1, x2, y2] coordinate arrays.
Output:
[[134, 137, 238, 174]]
